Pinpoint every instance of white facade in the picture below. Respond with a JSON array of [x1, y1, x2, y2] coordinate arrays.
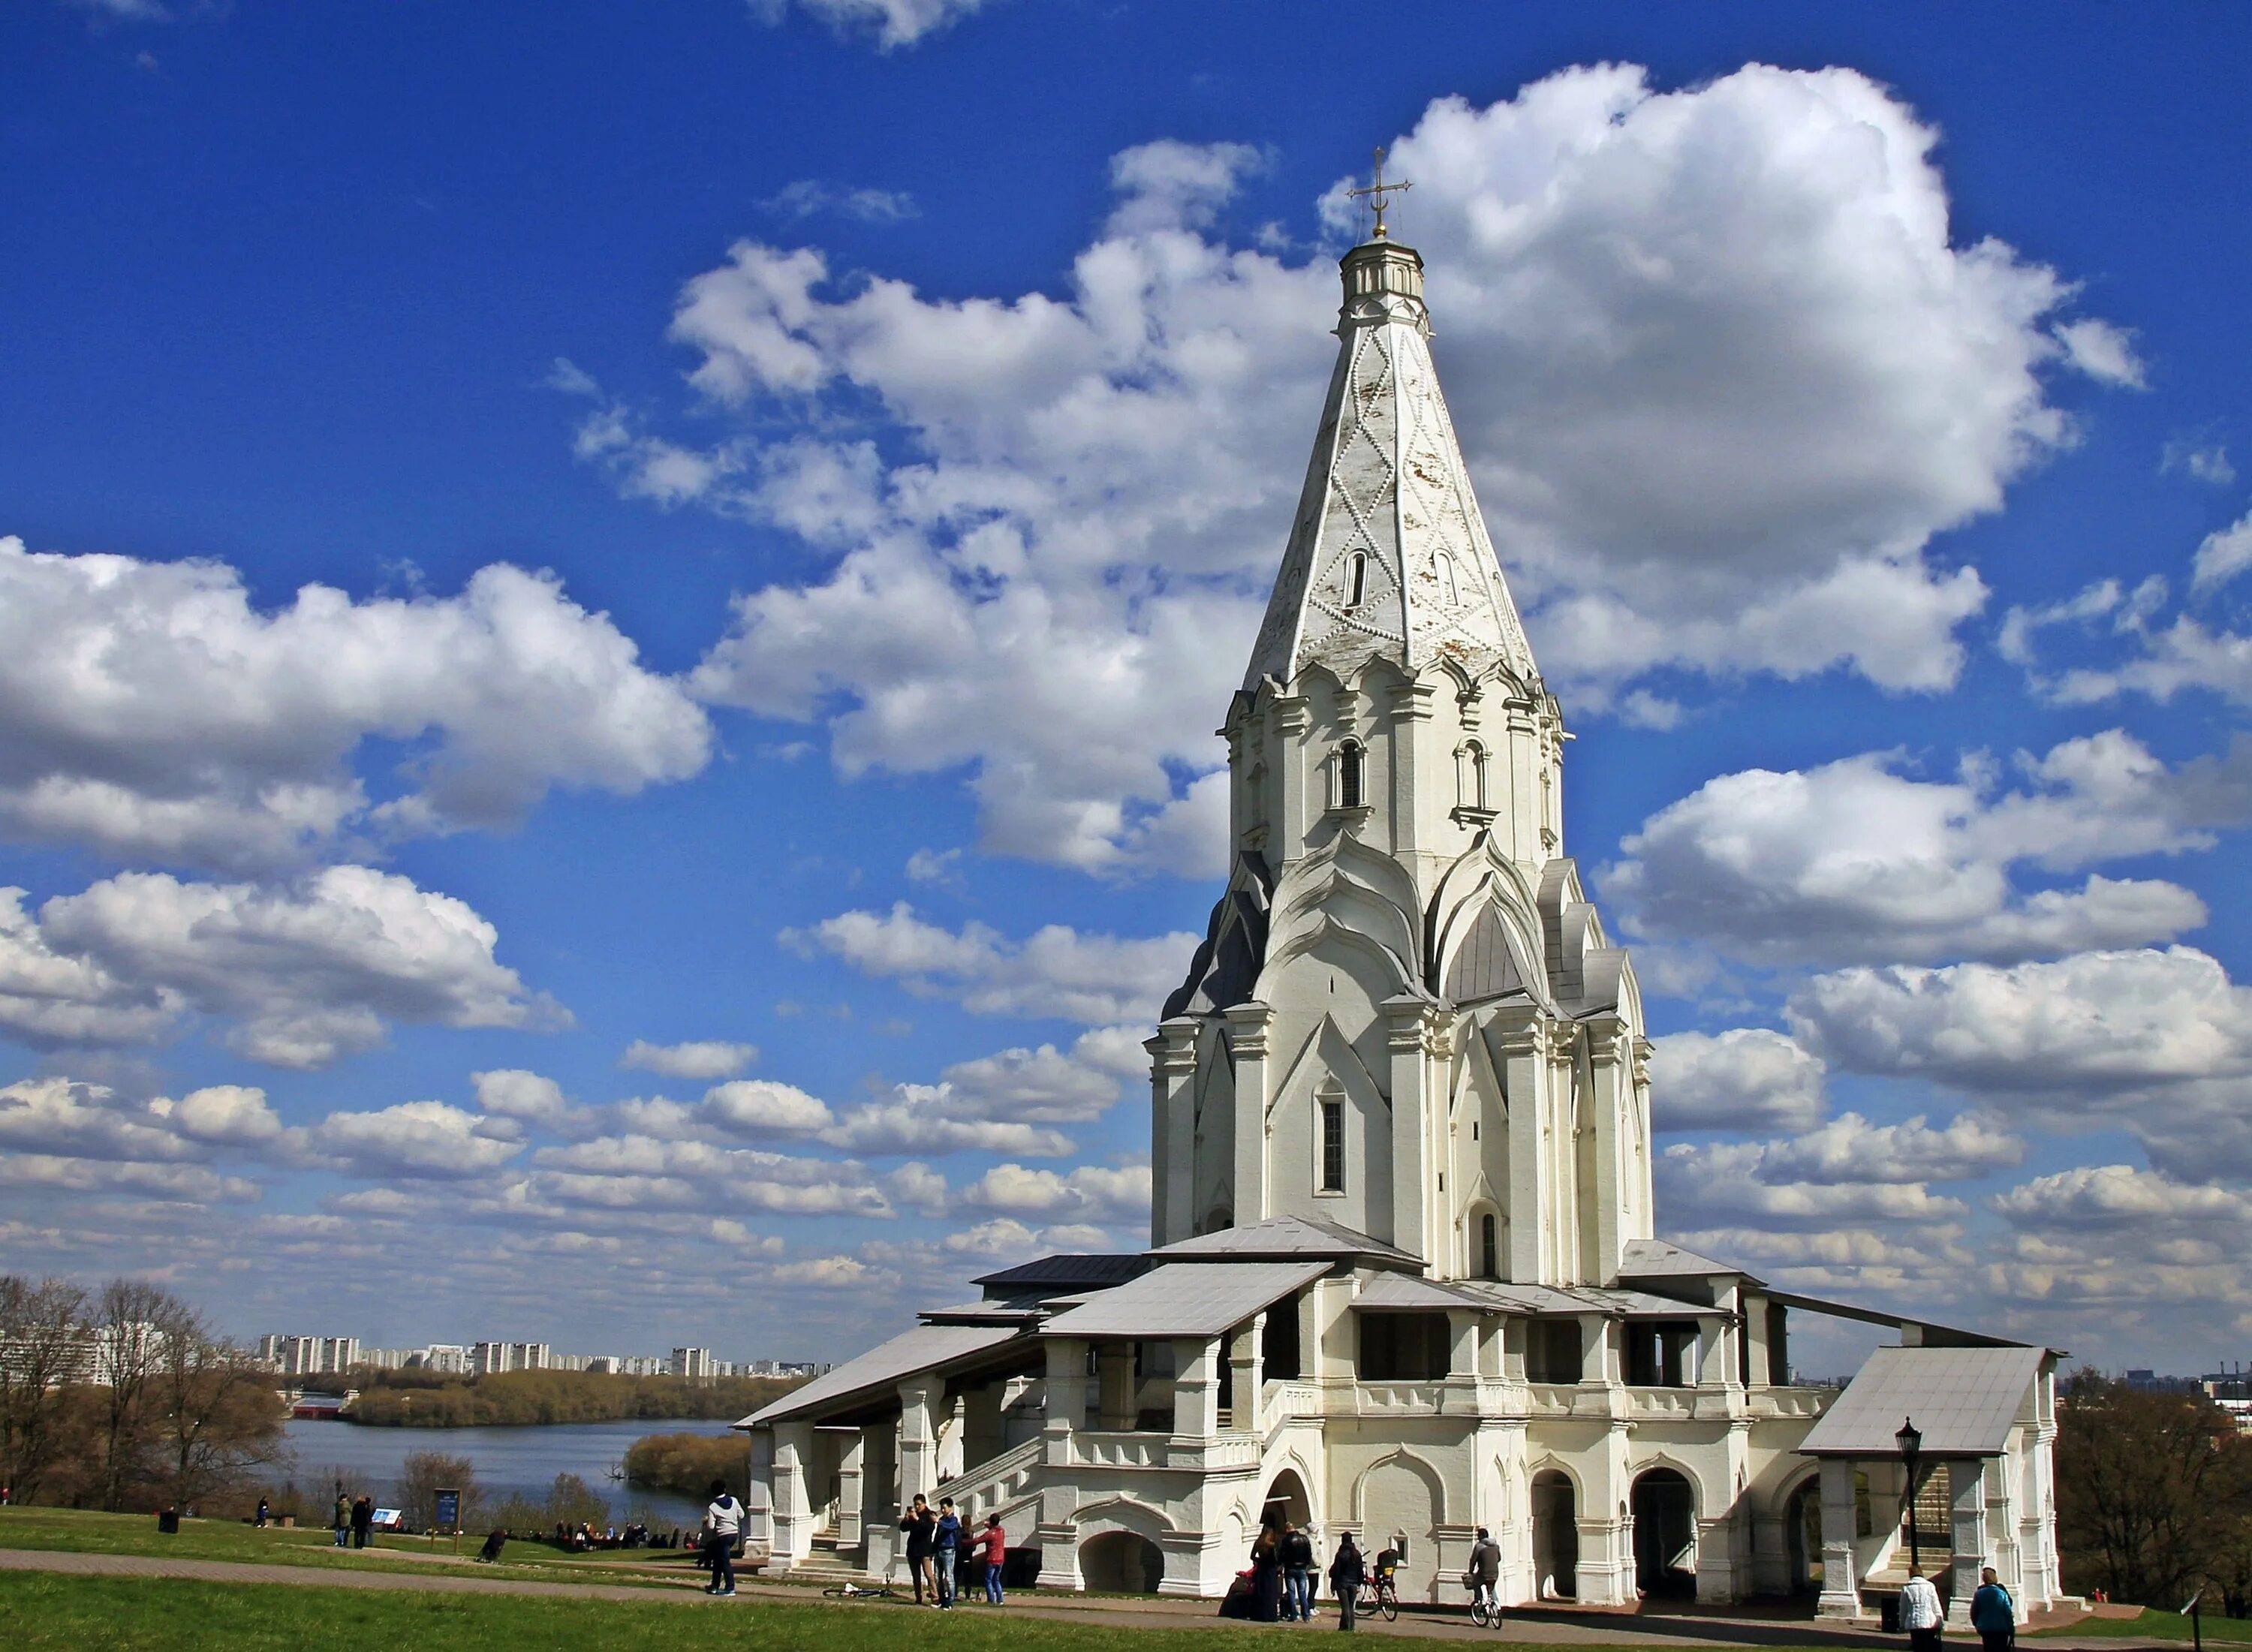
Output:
[[742, 233, 2064, 1623]]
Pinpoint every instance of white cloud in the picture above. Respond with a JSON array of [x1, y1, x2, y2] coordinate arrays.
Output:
[[782, 902, 1191, 1024], [2162, 435, 2235, 487], [904, 847, 964, 889], [1605, 734, 2226, 967], [157, 1084, 285, 1146], [471, 1070, 578, 1129], [1657, 1140, 1970, 1229], [766, 180, 920, 223], [621, 1039, 759, 1080], [0, 539, 710, 871], [962, 1161, 1150, 1223], [1983, 1164, 2252, 1318], [1648, 1028, 1824, 1133], [704, 1079, 836, 1136], [16, 865, 564, 1068], [2050, 318, 2146, 390], [820, 1091, 1076, 1158], [742, 0, 988, 50], [612, 68, 2112, 873], [0, 1076, 198, 1163], [307, 1100, 525, 1180], [0, 1154, 256, 1202], [2192, 507, 2252, 593], [1790, 945, 2252, 1178]]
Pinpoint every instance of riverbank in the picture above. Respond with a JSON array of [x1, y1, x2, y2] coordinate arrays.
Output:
[[340, 1369, 795, 1428]]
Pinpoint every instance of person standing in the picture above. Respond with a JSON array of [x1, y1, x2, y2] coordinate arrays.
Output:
[[700, 1477, 744, 1597], [1329, 1533, 1365, 1632], [1901, 1567, 1944, 1652], [970, 1515, 1007, 1605], [1251, 1524, 1283, 1622], [1970, 1566, 2016, 1652], [254, 1498, 269, 1529], [935, 1497, 963, 1609], [332, 1490, 350, 1548], [1281, 1521, 1315, 1622], [1467, 1525, 1501, 1621], [900, 1493, 937, 1605], [350, 1494, 374, 1548]]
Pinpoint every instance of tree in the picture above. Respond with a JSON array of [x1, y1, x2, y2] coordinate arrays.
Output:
[[2056, 1372, 2251, 1605], [0, 1275, 87, 1503], [394, 1450, 480, 1532], [149, 1318, 284, 1511], [89, 1280, 185, 1511]]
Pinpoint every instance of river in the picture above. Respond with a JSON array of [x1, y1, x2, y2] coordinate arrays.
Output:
[[281, 1416, 744, 1529]]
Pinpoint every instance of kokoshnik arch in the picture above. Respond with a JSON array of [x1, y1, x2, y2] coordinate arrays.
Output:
[[742, 229, 2065, 1625]]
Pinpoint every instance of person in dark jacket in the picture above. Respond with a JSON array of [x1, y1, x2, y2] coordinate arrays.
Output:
[[900, 1494, 938, 1605], [350, 1495, 375, 1548], [1329, 1534, 1365, 1632], [1281, 1521, 1316, 1621], [1251, 1525, 1282, 1622], [1970, 1567, 2016, 1652], [935, 1497, 962, 1609]]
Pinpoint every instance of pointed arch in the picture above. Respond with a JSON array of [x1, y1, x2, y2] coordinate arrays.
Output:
[[1350, 1446, 1450, 1527]]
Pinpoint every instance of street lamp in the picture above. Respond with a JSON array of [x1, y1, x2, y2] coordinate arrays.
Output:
[[1895, 1418, 1924, 1573]]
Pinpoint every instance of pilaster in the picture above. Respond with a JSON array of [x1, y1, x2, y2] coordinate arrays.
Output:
[[1816, 1456, 1865, 1618], [1223, 1003, 1275, 1226], [1383, 995, 1437, 1257], [770, 1419, 816, 1565], [1946, 1458, 1990, 1628], [1148, 1018, 1200, 1247], [835, 1429, 865, 1549], [897, 1377, 939, 1508], [1383, 676, 1437, 859], [1494, 1010, 1550, 1283]]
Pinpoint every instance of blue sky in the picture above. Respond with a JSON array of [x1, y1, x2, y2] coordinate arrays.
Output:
[[4, 0, 2250, 1371]]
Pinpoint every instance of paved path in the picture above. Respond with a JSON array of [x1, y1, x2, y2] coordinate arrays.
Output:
[[0, 1548, 2164, 1647]]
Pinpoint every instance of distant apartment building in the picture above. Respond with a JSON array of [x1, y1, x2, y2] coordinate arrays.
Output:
[[470, 1341, 552, 1375], [671, 1347, 713, 1381], [255, 1335, 359, 1376]]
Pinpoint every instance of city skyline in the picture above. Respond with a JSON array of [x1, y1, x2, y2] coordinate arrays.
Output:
[[2, 2, 2249, 1371]]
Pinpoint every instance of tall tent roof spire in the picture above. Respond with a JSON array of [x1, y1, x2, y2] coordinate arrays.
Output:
[[1242, 237, 1537, 691]]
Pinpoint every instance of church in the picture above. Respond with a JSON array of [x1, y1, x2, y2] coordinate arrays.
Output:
[[742, 220, 2066, 1625]]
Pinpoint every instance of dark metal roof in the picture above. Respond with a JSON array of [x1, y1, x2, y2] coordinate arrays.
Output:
[[969, 1253, 1150, 1292]]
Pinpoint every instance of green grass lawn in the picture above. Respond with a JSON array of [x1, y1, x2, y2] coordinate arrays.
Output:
[[0, 1506, 692, 1590], [2031, 1607, 2252, 1642], [0, 1572, 1299, 1652]]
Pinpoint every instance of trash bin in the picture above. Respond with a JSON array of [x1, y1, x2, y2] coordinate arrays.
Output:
[[156, 1510, 181, 1534]]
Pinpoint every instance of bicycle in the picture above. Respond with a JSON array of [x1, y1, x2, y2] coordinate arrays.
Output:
[[1356, 1571, 1399, 1622], [821, 1582, 902, 1600], [1468, 1588, 1504, 1629]]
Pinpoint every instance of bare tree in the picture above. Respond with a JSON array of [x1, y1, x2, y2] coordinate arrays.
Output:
[[149, 1311, 285, 1512], [2058, 1371, 2251, 1605], [91, 1279, 179, 1511], [0, 1274, 88, 1503]]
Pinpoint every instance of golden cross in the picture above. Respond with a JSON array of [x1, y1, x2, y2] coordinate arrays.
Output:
[[1346, 146, 1413, 240]]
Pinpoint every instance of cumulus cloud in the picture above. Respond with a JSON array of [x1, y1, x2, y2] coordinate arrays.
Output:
[[1984, 1163, 2252, 1321], [1604, 733, 2231, 967], [2050, 318, 2145, 390], [1648, 1028, 1824, 1133], [0, 540, 710, 872], [6, 865, 565, 1068], [471, 1070, 583, 1130], [2162, 435, 2235, 487], [782, 902, 1191, 1024], [582, 67, 2118, 874], [1790, 945, 2252, 1179], [307, 1100, 525, 1180], [703, 1079, 836, 1136], [2193, 507, 2252, 593], [742, 0, 989, 50], [1657, 1140, 1971, 1230], [962, 1161, 1151, 1223], [621, 1039, 759, 1080]]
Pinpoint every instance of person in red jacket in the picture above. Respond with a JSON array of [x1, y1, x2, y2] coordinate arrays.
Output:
[[969, 1515, 1007, 1605]]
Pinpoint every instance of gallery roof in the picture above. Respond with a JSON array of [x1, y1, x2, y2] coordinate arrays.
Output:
[[1798, 1346, 2051, 1458], [740, 1322, 1029, 1428], [1146, 1214, 1421, 1269], [1039, 1261, 1331, 1339]]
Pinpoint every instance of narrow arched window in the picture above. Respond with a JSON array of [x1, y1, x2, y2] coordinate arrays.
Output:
[[1337, 741, 1365, 810], [1437, 552, 1461, 607], [1456, 740, 1489, 812], [1320, 1097, 1345, 1193], [1479, 1212, 1499, 1280], [1344, 551, 1368, 610]]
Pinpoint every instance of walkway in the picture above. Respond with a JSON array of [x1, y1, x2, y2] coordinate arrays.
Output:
[[0, 1549, 2160, 1647]]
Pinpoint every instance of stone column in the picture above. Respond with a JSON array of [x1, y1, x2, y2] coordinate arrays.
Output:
[[1043, 1338, 1087, 1465], [1816, 1457, 1863, 1618], [1495, 1012, 1551, 1283], [771, 1419, 817, 1566], [1096, 1342, 1137, 1430], [1946, 1458, 1991, 1627], [1578, 1315, 1612, 1387], [1583, 1020, 1629, 1281], [835, 1430, 865, 1548], [1148, 1019, 1200, 1247], [1224, 1003, 1274, 1226], [1230, 1315, 1264, 1434], [1383, 676, 1435, 858], [1275, 693, 1312, 858], [1174, 1337, 1222, 1439], [898, 1377, 939, 1509]]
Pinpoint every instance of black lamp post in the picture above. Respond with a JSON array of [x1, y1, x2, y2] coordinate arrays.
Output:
[[1896, 1418, 1924, 1573]]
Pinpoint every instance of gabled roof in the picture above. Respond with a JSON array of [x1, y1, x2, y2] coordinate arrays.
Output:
[[740, 1323, 1029, 1428], [1350, 1271, 1492, 1311], [1799, 1347, 2049, 1458], [1039, 1261, 1329, 1340], [1240, 239, 1537, 693], [1618, 1236, 1758, 1283], [1148, 1214, 1421, 1270], [969, 1253, 1149, 1293]]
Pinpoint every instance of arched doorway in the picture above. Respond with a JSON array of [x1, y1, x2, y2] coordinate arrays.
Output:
[[1531, 1470, 1577, 1599], [1631, 1468, 1697, 1599], [1081, 1529, 1164, 1593], [1785, 1478, 1822, 1595], [1263, 1467, 1312, 1532], [1361, 1458, 1440, 1602]]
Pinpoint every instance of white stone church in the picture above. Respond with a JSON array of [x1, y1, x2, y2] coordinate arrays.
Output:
[[744, 230, 2065, 1625]]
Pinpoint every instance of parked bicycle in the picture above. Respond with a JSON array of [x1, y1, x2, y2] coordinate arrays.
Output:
[[820, 1582, 902, 1601]]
